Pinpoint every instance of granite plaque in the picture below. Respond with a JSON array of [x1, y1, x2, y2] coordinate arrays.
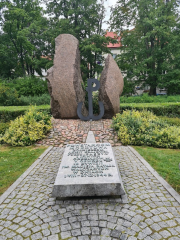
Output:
[[52, 143, 126, 198]]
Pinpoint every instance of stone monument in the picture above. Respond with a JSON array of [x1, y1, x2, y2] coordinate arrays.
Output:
[[52, 132, 127, 200], [46, 34, 86, 119], [99, 54, 124, 118]]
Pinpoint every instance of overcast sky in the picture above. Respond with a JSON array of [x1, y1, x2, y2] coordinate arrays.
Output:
[[103, 0, 117, 30]]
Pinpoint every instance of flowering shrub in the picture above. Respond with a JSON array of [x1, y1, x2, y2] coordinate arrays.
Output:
[[1, 107, 52, 146], [112, 110, 180, 148]]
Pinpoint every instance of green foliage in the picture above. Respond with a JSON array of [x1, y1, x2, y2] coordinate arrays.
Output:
[[0, 84, 20, 106], [110, 0, 180, 95], [121, 77, 136, 96], [1, 106, 52, 146], [120, 93, 180, 103], [0, 122, 10, 135], [6, 77, 49, 97], [46, 0, 114, 80], [120, 102, 180, 117], [159, 116, 180, 127], [0, 105, 51, 123], [0, 0, 50, 78], [19, 94, 50, 106], [112, 110, 180, 148]]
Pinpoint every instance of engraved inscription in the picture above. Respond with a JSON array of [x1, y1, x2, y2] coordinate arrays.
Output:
[[64, 144, 114, 178]]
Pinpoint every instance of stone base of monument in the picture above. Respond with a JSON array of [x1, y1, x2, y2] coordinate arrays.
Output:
[[52, 132, 127, 202]]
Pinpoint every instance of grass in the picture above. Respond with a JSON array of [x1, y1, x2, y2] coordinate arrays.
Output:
[[0, 145, 47, 195], [0, 105, 50, 112], [133, 146, 180, 194]]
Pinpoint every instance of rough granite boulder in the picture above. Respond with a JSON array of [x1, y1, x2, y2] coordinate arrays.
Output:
[[99, 54, 124, 118], [46, 34, 86, 119]]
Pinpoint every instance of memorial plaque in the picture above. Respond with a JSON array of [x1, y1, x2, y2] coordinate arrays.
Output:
[[52, 143, 126, 198]]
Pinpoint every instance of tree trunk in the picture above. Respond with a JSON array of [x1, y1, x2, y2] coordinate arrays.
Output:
[[149, 86, 156, 96]]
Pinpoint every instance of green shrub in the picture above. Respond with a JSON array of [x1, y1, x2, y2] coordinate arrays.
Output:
[[0, 122, 10, 135], [120, 93, 180, 103], [0, 106, 52, 146], [112, 110, 180, 148], [19, 94, 50, 106], [0, 84, 20, 106], [0, 105, 51, 123], [120, 102, 180, 117], [4, 76, 48, 97], [159, 116, 180, 126]]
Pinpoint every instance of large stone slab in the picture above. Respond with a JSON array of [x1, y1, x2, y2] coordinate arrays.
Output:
[[99, 54, 124, 118], [46, 34, 86, 119], [52, 143, 126, 198]]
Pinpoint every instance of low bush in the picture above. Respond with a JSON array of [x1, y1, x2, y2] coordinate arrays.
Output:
[[159, 116, 180, 126], [19, 94, 50, 106], [0, 106, 52, 146], [4, 76, 48, 97], [120, 102, 180, 117], [0, 105, 51, 123], [0, 84, 20, 106], [112, 110, 180, 148], [0, 122, 10, 135], [120, 93, 180, 103]]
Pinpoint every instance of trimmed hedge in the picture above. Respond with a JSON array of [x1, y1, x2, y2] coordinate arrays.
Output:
[[120, 102, 180, 117], [0, 105, 51, 123]]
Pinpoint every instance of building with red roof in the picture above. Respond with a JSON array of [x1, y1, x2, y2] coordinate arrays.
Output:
[[104, 32, 122, 59]]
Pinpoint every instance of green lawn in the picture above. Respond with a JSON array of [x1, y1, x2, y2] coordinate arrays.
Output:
[[133, 146, 180, 194], [0, 145, 47, 195]]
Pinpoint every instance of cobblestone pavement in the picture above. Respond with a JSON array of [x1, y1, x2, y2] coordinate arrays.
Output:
[[36, 119, 121, 147], [0, 146, 180, 240]]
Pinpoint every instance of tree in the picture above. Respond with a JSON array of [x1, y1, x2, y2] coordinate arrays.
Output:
[[45, 0, 114, 80], [0, 0, 50, 78], [110, 0, 180, 95]]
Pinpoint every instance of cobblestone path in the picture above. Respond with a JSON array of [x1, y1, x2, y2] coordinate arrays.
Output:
[[0, 147, 180, 240], [36, 119, 121, 147]]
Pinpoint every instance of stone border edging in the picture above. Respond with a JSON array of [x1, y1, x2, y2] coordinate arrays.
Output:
[[0, 146, 53, 205], [128, 146, 180, 205]]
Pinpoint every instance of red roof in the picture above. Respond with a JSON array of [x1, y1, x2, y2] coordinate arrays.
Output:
[[105, 32, 121, 48]]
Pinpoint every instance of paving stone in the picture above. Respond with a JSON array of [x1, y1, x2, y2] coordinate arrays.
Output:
[[42, 229, 50, 237], [78, 236, 89, 240], [120, 233, 128, 240], [91, 237, 100, 240], [71, 229, 81, 236], [16, 227, 27, 234], [0, 138, 180, 240], [110, 229, 121, 238], [61, 224, 71, 231], [81, 227, 91, 235], [91, 227, 100, 235], [22, 230, 31, 237], [48, 234, 59, 240], [32, 226, 41, 233], [61, 231, 71, 239], [99, 221, 107, 228], [159, 230, 171, 238], [101, 237, 111, 240], [31, 232, 43, 240]]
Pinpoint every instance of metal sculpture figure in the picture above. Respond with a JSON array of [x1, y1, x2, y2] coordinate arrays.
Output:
[[77, 78, 104, 121]]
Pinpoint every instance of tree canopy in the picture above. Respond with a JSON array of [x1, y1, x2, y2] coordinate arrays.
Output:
[[110, 0, 180, 95], [0, 0, 50, 78], [0, 0, 114, 80]]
